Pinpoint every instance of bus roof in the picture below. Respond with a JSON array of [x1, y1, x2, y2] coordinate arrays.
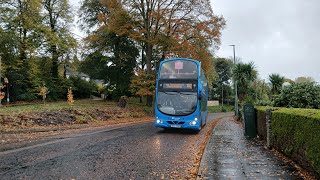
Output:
[[160, 58, 201, 65]]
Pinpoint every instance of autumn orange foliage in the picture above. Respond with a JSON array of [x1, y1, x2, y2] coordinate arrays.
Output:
[[130, 69, 156, 97], [97, 0, 225, 75]]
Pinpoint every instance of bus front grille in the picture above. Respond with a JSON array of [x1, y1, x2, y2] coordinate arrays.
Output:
[[167, 121, 185, 125]]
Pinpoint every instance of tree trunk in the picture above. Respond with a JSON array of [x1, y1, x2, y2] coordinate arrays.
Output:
[[51, 44, 58, 80], [63, 64, 67, 78], [20, 28, 27, 62], [145, 43, 152, 74], [20, 29, 29, 83], [145, 43, 153, 107], [141, 44, 146, 69], [155, 52, 166, 72], [146, 96, 153, 107], [160, 52, 165, 62], [48, 2, 59, 81]]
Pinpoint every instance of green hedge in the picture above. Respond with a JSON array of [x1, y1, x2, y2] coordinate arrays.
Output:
[[271, 108, 320, 177]]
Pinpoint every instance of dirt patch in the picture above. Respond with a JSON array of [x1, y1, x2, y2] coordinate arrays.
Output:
[[0, 107, 147, 128], [0, 105, 151, 148], [270, 148, 317, 180]]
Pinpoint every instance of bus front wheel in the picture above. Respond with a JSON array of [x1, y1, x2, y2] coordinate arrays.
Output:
[[202, 117, 206, 127], [196, 119, 202, 132]]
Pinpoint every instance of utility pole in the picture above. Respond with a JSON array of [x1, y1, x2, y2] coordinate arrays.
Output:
[[220, 69, 228, 108], [229, 45, 239, 117], [4, 77, 9, 103]]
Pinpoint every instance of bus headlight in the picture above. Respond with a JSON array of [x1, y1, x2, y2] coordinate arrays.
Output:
[[194, 118, 198, 121], [156, 120, 163, 124], [189, 121, 196, 125]]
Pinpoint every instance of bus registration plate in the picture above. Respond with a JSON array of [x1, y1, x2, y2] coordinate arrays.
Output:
[[171, 125, 181, 128]]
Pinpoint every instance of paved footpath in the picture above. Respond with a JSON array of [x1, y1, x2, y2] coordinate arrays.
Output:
[[198, 116, 302, 180]]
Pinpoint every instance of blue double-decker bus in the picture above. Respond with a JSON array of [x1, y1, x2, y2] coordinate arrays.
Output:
[[154, 58, 208, 131]]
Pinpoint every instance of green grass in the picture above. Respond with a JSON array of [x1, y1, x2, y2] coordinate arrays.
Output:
[[127, 97, 154, 115], [128, 97, 146, 107], [208, 105, 234, 113], [0, 98, 153, 116], [0, 99, 115, 115], [0, 97, 236, 117]]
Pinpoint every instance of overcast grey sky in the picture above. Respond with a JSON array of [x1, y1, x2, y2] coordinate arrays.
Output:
[[211, 0, 320, 82], [70, 0, 320, 82]]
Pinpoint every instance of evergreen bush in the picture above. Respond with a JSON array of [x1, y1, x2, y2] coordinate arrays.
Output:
[[271, 108, 320, 177], [274, 82, 320, 109]]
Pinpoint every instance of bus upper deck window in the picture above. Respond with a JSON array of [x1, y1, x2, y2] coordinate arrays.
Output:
[[160, 61, 198, 79]]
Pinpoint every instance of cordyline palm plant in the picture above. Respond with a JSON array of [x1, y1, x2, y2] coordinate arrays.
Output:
[[268, 73, 285, 96], [232, 61, 257, 102]]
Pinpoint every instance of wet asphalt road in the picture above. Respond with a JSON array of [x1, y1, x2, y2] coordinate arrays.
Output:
[[0, 113, 227, 179]]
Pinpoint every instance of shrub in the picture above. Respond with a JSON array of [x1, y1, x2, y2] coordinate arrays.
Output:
[[67, 87, 75, 106], [68, 77, 98, 99], [16, 92, 38, 101], [271, 108, 320, 177], [274, 82, 320, 109], [97, 84, 106, 94], [42, 78, 73, 101], [117, 96, 128, 108], [208, 105, 234, 113], [221, 106, 227, 112], [255, 100, 273, 106]]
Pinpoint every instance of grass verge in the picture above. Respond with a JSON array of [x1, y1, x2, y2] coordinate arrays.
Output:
[[208, 105, 234, 113]]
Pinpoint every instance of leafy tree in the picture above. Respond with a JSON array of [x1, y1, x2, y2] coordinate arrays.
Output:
[[79, 32, 139, 98], [104, 0, 225, 106], [0, 0, 77, 101], [79, 1, 140, 99], [268, 73, 285, 96], [68, 77, 98, 99], [284, 78, 295, 84], [41, 0, 77, 81], [251, 79, 271, 105], [274, 82, 320, 109], [211, 58, 232, 102], [0, 0, 43, 101], [78, 0, 109, 33], [0, 28, 19, 101], [28, 56, 70, 100], [295, 76, 315, 84], [232, 61, 257, 102], [130, 69, 155, 105], [79, 52, 108, 81]]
